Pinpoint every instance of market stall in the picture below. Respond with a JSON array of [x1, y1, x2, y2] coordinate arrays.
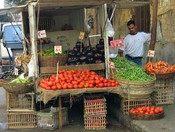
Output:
[[1, 0, 169, 131]]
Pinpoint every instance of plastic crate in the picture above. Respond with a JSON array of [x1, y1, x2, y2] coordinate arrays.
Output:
[[151, 88, 174, 105], [84, 114, 106, 130], [7, 111, 36, 129], [37, 107, 69, 130], [121, 98, 152, 115], [84, 97, 107, 115], [6, 92, 35, 111]]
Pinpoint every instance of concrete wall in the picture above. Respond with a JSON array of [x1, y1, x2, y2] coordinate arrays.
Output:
[[113, 0, 175, 65]]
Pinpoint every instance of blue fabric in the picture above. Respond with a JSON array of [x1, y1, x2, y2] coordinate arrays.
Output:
[[125, 56, 142, 66]]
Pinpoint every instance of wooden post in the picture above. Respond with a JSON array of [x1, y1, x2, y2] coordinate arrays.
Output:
[[28, 2, 39, 77], [59, 96, 62, 129], [147, 0, 158, 62]]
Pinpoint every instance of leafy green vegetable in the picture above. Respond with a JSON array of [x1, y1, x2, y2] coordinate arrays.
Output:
[[42, 48, 67, 56]]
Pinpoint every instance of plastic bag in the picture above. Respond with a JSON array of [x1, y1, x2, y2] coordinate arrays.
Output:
[[27, 56, 35, 77], [106, 18, 115, 37]]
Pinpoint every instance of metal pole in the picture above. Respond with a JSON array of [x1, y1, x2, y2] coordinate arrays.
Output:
[[147, 0, 158, 62]]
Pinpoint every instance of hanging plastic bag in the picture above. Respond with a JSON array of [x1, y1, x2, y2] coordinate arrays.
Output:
[[106, 18, 115, 37], [27, 56, 35, 77]]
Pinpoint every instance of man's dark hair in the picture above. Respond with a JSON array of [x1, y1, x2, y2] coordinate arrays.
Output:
[[127, 20, 135, 26]]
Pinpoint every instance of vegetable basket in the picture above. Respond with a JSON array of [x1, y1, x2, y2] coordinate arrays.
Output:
[[129, 111, 164, 120], [2, 80, 34, 94], [117, 78, 156, 99]]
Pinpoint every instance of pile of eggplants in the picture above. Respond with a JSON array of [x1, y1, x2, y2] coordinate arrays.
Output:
[[66, 38, 105, 65]]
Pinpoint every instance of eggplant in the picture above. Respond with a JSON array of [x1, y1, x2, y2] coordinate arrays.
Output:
[[94, 53, 103, 59], [76, 52, 82, 57], [86, 51, 94, 58], [87, 57, 95, 64], [82, 47, 87, 52], [86, 46, 91, 51], [68, 50, 76, 57], [95, 59, 103, 64], [76, 61, 81, 65], [76, 41, 81, 49], [79, 55, 87, 62], [91, 47, 98, 53], [81, 51, 87, 55], [99, 38, 104, 45], [73, 47, 80, 52], [99, 49, 105, 54], [96, 44, 104, 50]]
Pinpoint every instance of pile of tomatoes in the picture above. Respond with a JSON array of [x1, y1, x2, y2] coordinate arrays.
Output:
[[39, 69, 119, 90], [129, 106, 164, 115]]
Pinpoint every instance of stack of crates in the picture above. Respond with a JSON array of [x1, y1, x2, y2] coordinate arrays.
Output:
[[120, 97, 152, 115], [84, 96, 107, 130], [6, 92, 36, 129], [151, 73, 175, 105]]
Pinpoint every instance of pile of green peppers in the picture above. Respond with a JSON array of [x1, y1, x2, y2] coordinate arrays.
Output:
[[111, 57, 154, 81]]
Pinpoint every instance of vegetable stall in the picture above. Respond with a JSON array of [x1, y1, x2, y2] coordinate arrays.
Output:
[[0, 0, 174, 131]]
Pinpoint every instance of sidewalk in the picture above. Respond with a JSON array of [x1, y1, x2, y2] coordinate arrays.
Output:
[[109, 104, 175, 132]]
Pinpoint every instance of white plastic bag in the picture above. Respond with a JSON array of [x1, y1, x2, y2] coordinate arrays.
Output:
[[106, 18, 115, 37], [27, 56, 35, 77]]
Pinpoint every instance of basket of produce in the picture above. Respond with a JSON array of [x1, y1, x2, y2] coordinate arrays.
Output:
[[110, 57, 155, 99], [129, 106, 164, 120], [2, 74, 34, 94], [38, 48, 68, 67], [145, 61, 175, 79]]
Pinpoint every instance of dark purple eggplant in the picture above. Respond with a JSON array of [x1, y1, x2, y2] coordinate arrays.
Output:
[[76, 41, 81, 49], [99, 38, 104, 45], [82, 47, 87, 52], [68, 50, 76, 57], [76, 52, 82, 57], [94, 53, 103, 59], [99, 49, 105, 54], [76, 61, 81, 65], [95, 59, 103, 64], [73, 47, 80, 52], [96, 44, 104, 50], [81, 51, 87, 55], [91, 47, 98, 53], [87, 57, 95, 64], [79, 55, 87, 62], [86, 46, 91, 51], [86, 51, 94, 58]]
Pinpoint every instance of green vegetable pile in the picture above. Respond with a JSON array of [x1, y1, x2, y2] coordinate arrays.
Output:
[[42, 48, 67, 56], [111, 57, 154, 81], [10, 73, 31, 83]]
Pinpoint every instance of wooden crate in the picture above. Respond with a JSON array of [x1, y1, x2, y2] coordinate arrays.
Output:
[[121, 98, 152, 115], [84, 96, 107, 115], [151, 88, 174, 105], [6, 92, 35, 112], [84, 114, 106, 130], [7, 111, 36, 129]]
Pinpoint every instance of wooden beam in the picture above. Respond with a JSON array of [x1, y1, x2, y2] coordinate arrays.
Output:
[[147, 0, 158, 62]]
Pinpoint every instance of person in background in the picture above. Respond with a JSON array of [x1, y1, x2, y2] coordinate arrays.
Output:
[[120, 20, 151, 66]]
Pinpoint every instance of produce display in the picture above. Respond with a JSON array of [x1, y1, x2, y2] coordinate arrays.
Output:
[[129, 106, 164, 115], [39, 70, 119, 90], [10, 73, 31, 83], [41, 48, 67, 56], [129, 106, 164, 120], [145, 61, 175, 74], [66, 39, 104, 65], [111, 57, 154, 81]]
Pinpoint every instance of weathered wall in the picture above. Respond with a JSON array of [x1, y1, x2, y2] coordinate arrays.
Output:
[[114, 0, 175, 65]]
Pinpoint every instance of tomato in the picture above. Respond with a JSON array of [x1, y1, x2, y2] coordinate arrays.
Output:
[[56, 84, 62, 89], [51, 85, 57, 90], [39, 83, 48, 89], [98, 83, 104, 87], [73, 84, 78, 89], [47, 81, 53, 87], [103, 79, 108, 83]]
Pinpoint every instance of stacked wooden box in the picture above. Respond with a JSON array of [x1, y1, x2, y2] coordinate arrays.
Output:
[[151, 73, 175, 105], [6, 92, 36, 129], [84, 96, 107, 130]]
